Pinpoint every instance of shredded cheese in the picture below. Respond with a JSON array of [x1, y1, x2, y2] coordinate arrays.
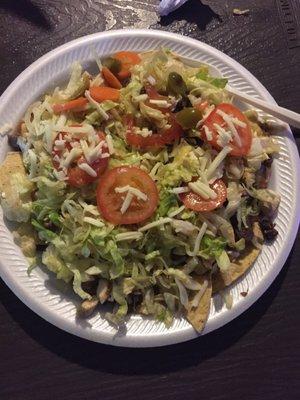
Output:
[[115, 185, 148, 201], [150, 162, 162, 179], [87, 140, 106, 163], [203, 125, 213, 141], [216, 109, 242, 147], [147, 75, 156, 85], [115, 185, 148, 215], [105, 134, 114, 154], [85, 90, 109, 120], [205, 146, 231, 181], [56, 114, 67, 129], [191, 279, 209, 308], [133, 127, 153, 137], [188, 181, 217, 200], [53, 169, 68, 181], [83, 217, 105, 227], [149, 99, 170, 108], [138, 217, 173, 232], [115, 232, 143, 242], [63, 148, 82, 168], [214, 123, 232, 148], [187, 222, 208, 256], [169, 187, 190, 194], [120, 191, 134, 214], [231, 117, 247, 128], [53, 124, 95, 135], [54, 139, 66, 150], [168, 205, 186, 218], [78, 162, 97, 177]]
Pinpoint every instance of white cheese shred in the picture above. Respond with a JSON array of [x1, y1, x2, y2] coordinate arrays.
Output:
[[191, 279, 209, 308], [187, 222, 208, 256], [85, 90, 109, 120], [169, 187, 190, 194], [120, 191, 134, 214], [105, 134, 114, 154], [168, 205, 186, 218], [83, 217, 105, 227], [138, 217, 173, 232], [115, 232, 143, 242], [203, 125, 213, 141], [205, 146, 231, 181], [216, 109, 242, 147], [115, 185, 148, 201], [188, 181, 217, 200], [63, 148, 82, 168], [78, 163, 97, 177]]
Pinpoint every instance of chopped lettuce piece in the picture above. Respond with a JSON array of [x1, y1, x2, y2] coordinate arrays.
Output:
[[157, 189, 178, 217], [196, 71, 228, 88], [42, 245, 73, 282]]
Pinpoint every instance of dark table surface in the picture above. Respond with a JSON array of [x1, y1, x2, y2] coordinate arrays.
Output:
[[0, 1, 300, 399]]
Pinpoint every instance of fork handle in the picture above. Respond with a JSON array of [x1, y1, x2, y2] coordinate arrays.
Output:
[[226, 85, 300, 129]]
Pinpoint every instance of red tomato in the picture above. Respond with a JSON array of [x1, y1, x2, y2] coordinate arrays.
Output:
[[144, 85, 171, 114], [97, 166, 159, 225], [125, 85, 182, 149], [52, 130, 109, 187], [201, 103, 252, 156], [179, 179, 227, 212], [126, 114, 182, 149], [194, 100, 209, 113], [68, 155, 109, 188]]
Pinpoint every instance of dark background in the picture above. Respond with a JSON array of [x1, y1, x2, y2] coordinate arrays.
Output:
[[0, 1, 299, 399]]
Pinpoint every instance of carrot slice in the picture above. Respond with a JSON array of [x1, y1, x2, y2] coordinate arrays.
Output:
[[52, 97, 88, 113], [114, 51, 141, 80], [102, 67, 122, 89], [89, 86, 120, 102]]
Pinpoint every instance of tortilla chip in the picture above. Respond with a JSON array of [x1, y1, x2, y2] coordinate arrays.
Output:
[[186, 274, 212, 332], [212, 245, 261, 294], [0, 152, 26, 195]]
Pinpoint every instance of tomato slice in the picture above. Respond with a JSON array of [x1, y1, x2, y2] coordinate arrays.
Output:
[[125, 86, 182, 149], [144, 85, 171, 114], [201, 103, 252, 156], [125, 114, 182, 149], [52, 131, 109, 187], [179, 179, 227, 212], [97, 166, 158, 225]]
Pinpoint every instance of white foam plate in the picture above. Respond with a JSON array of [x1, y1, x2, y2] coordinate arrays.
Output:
[[0, 29, 299, 347]]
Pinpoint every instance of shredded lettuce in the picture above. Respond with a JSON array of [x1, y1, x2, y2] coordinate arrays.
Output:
[[195, 70, 228, 89], [42, 245, 73, 282], [199, 235, 227, 259], [157, 189, 178, 217], [157, 142, 201, 187]]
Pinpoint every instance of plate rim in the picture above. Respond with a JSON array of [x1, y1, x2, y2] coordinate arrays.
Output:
[[0, 29, 299, 347]]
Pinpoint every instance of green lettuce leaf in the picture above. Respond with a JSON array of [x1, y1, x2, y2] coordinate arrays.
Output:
[[31, 219, 57, 242], [196, 71, 228, 88], [200, 234, 227, 259], [157, 189, 178, 217], [42, 245, 73, 282]]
